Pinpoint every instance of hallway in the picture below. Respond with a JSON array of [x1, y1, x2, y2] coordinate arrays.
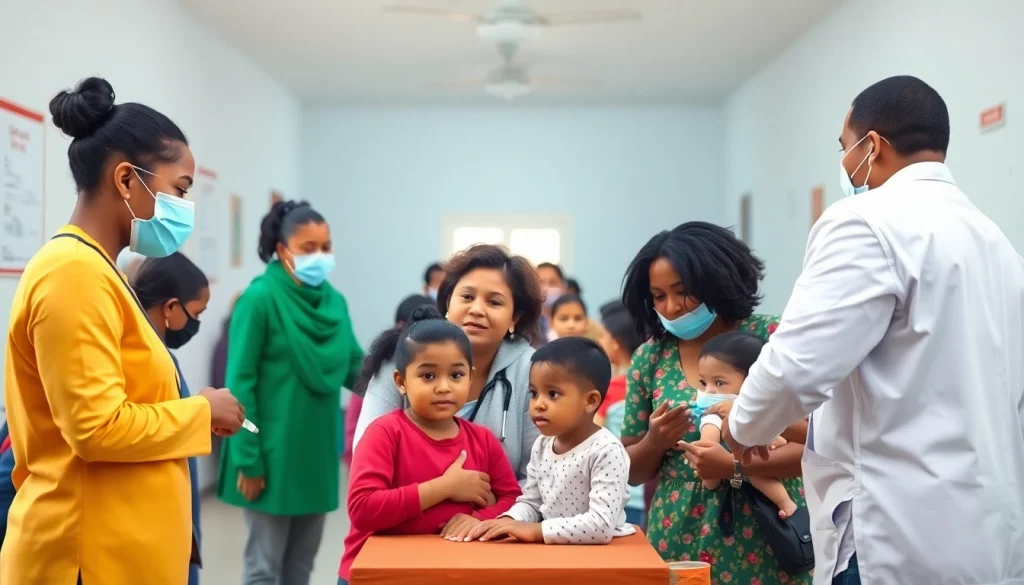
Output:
[[199, 471, 350, 584]]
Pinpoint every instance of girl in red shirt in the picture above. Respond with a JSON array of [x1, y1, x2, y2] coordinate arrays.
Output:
[[338, 307, 521, 583]]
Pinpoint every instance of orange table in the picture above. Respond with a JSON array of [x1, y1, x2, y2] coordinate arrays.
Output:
[[350, 530, 670, 585]]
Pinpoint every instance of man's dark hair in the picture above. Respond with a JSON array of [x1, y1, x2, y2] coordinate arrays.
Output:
[[849, 75, 950, 156], [423, 263, 443, 286], [531, 336, 612, 399]]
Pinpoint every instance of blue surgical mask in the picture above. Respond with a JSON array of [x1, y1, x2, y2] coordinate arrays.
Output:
[[288, 252, 335, 287], [692, 390, 735, 420], [839, 135, 873, 198], [657, 303, 716, 340], [127, 167, 195, 258]]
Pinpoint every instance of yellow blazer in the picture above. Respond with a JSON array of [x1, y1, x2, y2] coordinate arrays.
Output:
[[1, 226, 212, 585]]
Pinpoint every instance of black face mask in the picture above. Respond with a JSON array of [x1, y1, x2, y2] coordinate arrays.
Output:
[[166, 304, 201, 350]]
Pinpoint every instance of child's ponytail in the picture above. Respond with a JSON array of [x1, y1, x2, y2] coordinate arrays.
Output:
[[353, 306, 471, 396]]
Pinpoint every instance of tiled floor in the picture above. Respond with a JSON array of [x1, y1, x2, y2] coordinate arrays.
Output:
[[200, 468, 350, 585]]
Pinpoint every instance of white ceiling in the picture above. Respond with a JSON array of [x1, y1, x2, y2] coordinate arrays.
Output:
[[180, 0, 839, 106]]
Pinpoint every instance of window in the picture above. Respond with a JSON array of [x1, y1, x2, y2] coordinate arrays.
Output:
[[440, 215, 572, 270]]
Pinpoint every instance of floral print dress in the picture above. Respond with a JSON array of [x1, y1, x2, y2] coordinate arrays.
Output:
[[622, 315, 812, 585]]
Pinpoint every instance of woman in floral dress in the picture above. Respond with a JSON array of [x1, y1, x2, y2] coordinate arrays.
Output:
[[620, 222, 812, 585]]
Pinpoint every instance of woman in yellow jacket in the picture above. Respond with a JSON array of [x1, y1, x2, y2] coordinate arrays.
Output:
[[1, 77, 245, 585]]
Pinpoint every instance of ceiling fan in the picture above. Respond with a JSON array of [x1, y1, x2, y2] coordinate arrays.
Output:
[[383, 0, 642, 43], [425, 41, 598, 101]]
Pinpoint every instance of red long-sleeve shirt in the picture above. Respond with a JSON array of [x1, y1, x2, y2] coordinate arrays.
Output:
[[339, 410, 522, 580]]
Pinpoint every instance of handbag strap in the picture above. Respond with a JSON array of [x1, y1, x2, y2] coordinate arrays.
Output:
[[50, 233, 181, 396], [718, 483, 737, 537]]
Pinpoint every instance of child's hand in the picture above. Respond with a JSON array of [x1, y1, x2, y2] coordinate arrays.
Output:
[[476, 520, 544, 543], [441, 450, 492, 507], [480, 489, 497, 508], [466, 517, 513, 541], [768, 436, 788, 450], [440, 513, 481, 542]]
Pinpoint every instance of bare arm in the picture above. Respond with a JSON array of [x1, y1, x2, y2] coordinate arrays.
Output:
[[623, 435, 665, 486], [780, 419, 808, 444], [741, 442, 804, 479]]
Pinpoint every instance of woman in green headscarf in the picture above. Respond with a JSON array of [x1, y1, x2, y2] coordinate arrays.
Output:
[[218, 200, 362, 585]]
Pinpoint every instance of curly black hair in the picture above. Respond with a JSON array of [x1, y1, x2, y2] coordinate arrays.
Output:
[[621, 221, 764, 340], [257, 200, 325, 263]]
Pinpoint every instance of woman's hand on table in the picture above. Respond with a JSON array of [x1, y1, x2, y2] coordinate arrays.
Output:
[[644, 401, 692, 451], [440, 513, 482, 542], [676, 440, 736, 481], [237, 471, 265, 501], [472, 518, 544, 543]]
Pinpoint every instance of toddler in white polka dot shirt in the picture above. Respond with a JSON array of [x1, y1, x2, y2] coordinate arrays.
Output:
[[468, 337, 636, 544]]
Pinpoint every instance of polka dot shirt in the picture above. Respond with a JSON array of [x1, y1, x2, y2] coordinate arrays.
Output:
[[503, 428, 636, 544]]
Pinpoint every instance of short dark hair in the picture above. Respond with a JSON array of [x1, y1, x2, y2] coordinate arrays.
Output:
[[551, 294, 586, 319], [531, 336, 612, 398], [849, 75, 950, 156], [354, 306, 472, 396], [565, 278, 581, 296], [622, 222, 764, 340], [438, 245, 543, 344], [600, 301, 644, 355], [395, 294, 434, 325], [258, 200, 326, 263], [699, 331, 765, 377], [423, 263, 443, 286], [536, 262, 564, 281], [50, 77, 188, 195], [133, 252, 209, 310]]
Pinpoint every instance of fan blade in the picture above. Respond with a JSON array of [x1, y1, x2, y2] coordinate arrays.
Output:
[[424, 78, 487, 90], [530, 76, 601, 88], [537, 9, 642, 26], [382, 5, 481, 23]]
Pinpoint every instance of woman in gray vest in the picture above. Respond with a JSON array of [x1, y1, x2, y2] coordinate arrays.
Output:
[[352, 244, 543, 482]]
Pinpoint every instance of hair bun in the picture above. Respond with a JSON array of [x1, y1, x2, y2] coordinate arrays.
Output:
[[410, 306, 443, 323], [49, 77, 116, 139]]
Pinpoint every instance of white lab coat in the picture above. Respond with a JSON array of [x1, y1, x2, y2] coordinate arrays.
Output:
[[729, 162, 1024, 585]]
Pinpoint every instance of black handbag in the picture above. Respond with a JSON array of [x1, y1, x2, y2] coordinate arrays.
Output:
[[717, 481, 814, 575]]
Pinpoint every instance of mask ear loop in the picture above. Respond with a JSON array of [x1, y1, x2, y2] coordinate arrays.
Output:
[[126, 166, 159, 219]]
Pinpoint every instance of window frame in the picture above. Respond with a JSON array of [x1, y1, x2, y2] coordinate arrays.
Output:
[[439, 214, 574, 272]]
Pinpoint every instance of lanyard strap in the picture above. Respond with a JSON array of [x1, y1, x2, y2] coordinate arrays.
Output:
[[50, 234, 181, 396]]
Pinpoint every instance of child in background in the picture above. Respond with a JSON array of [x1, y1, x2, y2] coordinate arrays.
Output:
[[343, 294, 433, 467], [550, 294, 589, 339], [469, 337, 634, 544], [339, 307, 521, 583], [694, 332, 796, 518], [594, 301, 647, 528]]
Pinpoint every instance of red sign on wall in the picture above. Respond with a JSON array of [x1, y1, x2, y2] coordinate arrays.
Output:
[[980, 104, 1005, 131]]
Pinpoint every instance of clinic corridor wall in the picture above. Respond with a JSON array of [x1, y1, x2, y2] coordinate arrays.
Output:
[[723, 0, 1024, 313]]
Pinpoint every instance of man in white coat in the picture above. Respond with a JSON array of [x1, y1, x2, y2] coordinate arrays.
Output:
[[721, 75, 1024, 585]]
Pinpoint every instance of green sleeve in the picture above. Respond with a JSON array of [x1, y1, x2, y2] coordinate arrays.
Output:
[[225, 285, 269, 478], [621, 343, 655, 440], [342, 305, 363, 391]]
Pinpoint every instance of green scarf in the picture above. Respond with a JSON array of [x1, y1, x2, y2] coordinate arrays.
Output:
[[261, 260, 351, 396]]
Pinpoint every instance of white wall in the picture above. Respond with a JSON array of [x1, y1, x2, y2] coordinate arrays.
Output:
[[724, 0, 1024, 312], [0, 0, 303, 488], [302, 107, 724, 345]]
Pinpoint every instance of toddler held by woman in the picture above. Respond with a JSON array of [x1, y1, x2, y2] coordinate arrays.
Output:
[[692, 332, 796, 517], [338, 308, 521, 583]]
